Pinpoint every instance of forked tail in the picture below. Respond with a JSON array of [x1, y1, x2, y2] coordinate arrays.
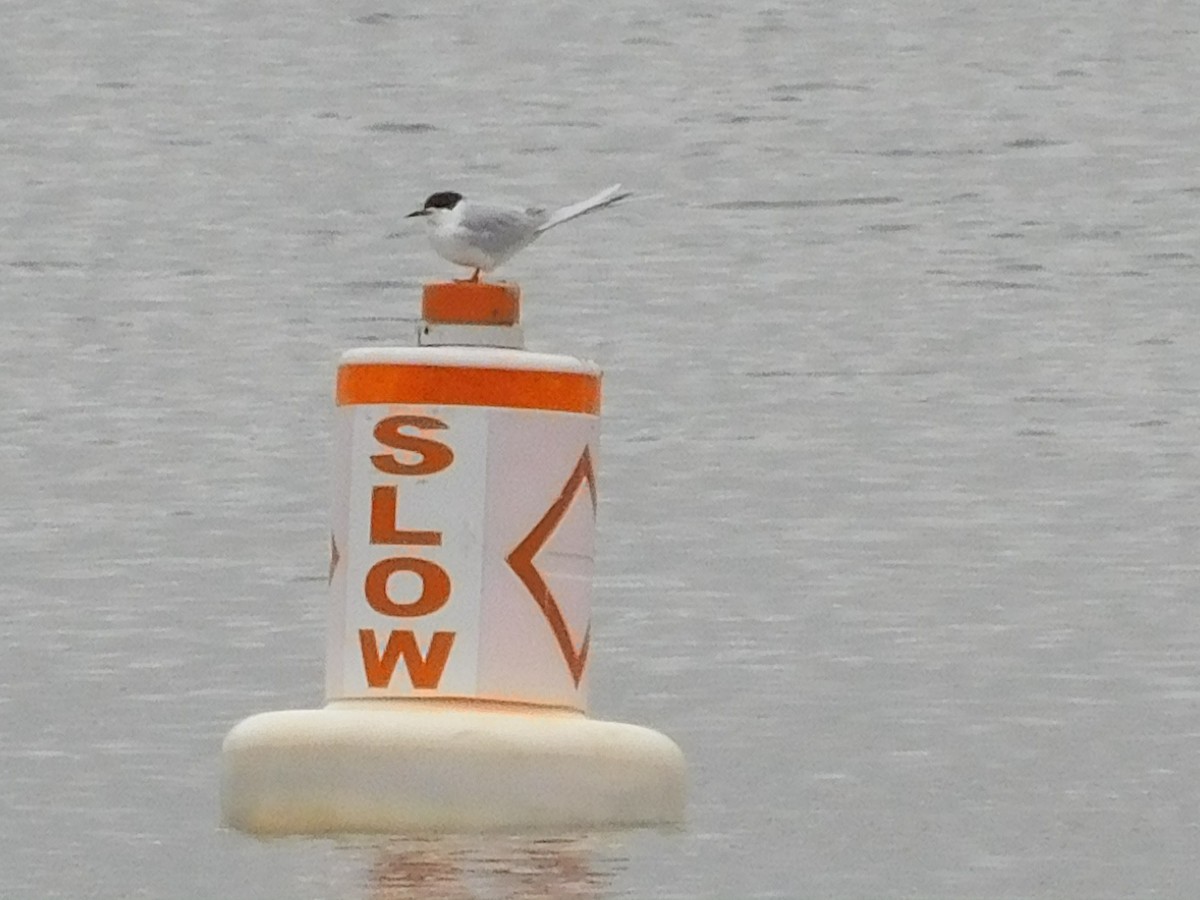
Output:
[[536, 183, 633, 233]]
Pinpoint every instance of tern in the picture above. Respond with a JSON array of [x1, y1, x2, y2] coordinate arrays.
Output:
[[406, 184, 632, 281]]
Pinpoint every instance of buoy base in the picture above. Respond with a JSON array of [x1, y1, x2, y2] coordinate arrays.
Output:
[[220, 701, 686, 836]]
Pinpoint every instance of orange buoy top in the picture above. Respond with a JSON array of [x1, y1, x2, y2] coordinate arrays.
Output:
[[422, 281, 521, 326]]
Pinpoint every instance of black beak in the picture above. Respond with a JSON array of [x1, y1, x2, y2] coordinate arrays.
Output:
[[406, 209, 430, 218]]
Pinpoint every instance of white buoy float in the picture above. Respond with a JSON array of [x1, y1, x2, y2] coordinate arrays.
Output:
[[221, 281, 686, 835]]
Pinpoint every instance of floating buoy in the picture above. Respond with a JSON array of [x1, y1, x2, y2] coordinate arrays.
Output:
[[220, 281, 686, 835]]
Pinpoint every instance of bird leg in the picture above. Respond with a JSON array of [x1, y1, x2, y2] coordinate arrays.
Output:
[[469, 268, 481, 283]]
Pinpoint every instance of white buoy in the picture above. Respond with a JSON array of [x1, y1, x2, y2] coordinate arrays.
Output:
[[221, 281, 686, 835]]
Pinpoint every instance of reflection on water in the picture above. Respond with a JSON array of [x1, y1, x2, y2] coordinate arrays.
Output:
[[365, 837, 618, 900]]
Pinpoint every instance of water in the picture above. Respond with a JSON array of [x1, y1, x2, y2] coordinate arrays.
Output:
[[2, 1, 1199, 897]]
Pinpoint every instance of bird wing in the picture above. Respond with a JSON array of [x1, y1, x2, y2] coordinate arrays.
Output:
[[456, 203, 544, 261], [536, 184, 632, 233]]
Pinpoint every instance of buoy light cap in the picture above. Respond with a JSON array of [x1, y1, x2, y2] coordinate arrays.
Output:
[[422, 281, 521, 326]]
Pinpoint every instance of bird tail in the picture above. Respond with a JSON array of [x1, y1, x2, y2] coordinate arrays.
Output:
[[536, 183, 632, 233]]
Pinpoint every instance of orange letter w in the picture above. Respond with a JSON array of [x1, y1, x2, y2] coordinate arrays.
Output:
[[358, 629, 455, 689]]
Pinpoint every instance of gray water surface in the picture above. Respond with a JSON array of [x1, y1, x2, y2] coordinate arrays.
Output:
[[3, 1, 1199, 897]]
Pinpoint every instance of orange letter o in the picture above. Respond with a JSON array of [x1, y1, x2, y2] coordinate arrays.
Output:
[[364, 557, 451, 617]]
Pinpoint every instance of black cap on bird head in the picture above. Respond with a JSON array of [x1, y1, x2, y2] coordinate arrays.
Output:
[[406, 191, 463, 217]]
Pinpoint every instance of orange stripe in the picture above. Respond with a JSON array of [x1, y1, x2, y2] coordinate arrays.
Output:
[[337, 363, 601, 413]]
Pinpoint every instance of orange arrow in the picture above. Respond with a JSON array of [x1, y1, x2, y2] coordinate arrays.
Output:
[[505, 447, 596, 687]]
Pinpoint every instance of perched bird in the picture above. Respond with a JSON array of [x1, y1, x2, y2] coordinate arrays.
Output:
[[406, 184, 632, 282]]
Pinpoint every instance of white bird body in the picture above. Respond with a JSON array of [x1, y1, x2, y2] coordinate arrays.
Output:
[[408, 184, 631, 281]]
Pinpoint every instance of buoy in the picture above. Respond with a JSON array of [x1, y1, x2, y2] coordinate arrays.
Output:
[[221, 280, 686, 835]]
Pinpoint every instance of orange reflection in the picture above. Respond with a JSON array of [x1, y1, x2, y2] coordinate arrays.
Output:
[[366, 836, 614, 900]]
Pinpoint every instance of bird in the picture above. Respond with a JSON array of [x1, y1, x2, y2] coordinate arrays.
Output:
[[406, 184, 632, 282]]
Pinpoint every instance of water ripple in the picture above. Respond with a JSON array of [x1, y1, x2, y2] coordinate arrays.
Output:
[[709, 196, 901, 210]]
